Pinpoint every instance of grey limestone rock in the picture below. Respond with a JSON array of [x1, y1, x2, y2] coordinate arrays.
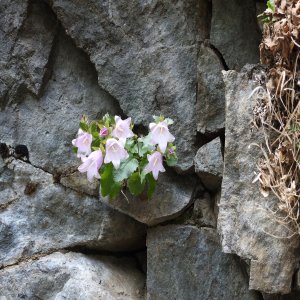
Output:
[[197, 43, 225, 134], [49, 0, 211, 172], [147, 225, 260, 300], [194, 137, 223, 191], [100, 172, 198, 226], [193, 192, 217, 228], [0, 30, 120, 175], [0, 251, 145, 300], [219, 65, 300, 294], [0, 0, 28, 104], [210, 0, 261, 70], [0, 159, 146, 268], [60, 170, 100, 197], [0, 0, 57, 108]]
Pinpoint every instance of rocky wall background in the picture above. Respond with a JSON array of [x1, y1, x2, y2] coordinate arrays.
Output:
[[0, 0, 299, 299]]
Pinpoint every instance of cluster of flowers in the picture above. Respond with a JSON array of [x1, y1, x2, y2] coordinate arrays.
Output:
[[72, 114, 177, 199]]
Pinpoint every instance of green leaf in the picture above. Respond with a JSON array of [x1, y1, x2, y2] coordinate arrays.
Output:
[[125, 139, 134, 147], [139, 156, 148, 169], [140, 157, 149, 183], [72, 147, 78, 154], [103, 113, 114, 128], [138, 135, 155, 156], [164, 118, 174, 125], [100, 144, 105, 153], [91, 123, 99, 138], [90, 122, 98, 132], [267, 0, 275, 12], [137, 142, 147, 156], [92, 131, 99, 138], [131, 144, 139, 154], [105, 119, 110, 128], [257, 12, 272, 23], [152, 115, 160, 123], [166, 157, 178, 167], [140, 171, 147, 184], [125, 139, 139, 154], [128, 172, 145, 196], [113, 158, 139, 182], [101, 157, 123, 200], [100, 163, 114, 197], [91, 138, 101, 148], [79, 122, 89, 132], [146, 173, 156, 198], [109, 182, 122, 199]]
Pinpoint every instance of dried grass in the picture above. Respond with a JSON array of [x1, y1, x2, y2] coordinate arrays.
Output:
[[252, 0, 300, 235]]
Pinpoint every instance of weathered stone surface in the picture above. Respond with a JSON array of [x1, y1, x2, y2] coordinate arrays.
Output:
[[0, 251, 145, 299], [219, 65, 300, 294], [196, 43, 225, 134], [0, 0, 57, 108], [0, 0, 28, 104], [100, 173, 198, 226], [194, 137, 223, 191], [49, 0, 211, 172], [0, 30, 120, 175], [210, 0, 261, 70], [0, 158, 146, 267], [147, 225, 260, 300], [168, 186, 219, 228], [60, 171, 99, 197], [193, 192, 217, 228], [0, 0, 27, 62]]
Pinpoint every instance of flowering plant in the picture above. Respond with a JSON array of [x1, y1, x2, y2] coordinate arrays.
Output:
[[72, 114, 177, 199]]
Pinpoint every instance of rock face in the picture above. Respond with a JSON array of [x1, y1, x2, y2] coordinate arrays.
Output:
[[0, 0, 57, 108], [0, 0, 27, 104], [196, 44, 225, 134], [0, 251, 145, 299], [60, 171, 100, 197], [3, 0, 300, 298], [147, 225, 260, 300], [48, 0, 211, 172], [193, 192, 218, 228], [0, 30, 120, 175], [210, 0, 260, 70], [219, 65, 300, 294], [0, 158, 146, 267], [100, 173, 198, 226], [194, 137, 223, 191]]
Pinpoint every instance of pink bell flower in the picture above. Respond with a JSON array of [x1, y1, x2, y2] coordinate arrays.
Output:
[[72, 131, 92, 158], [149, 121, 175, 153], [104, 138, 129, 169], [112, 116, 134, 144], [100, 127, 109, 137], [72, 129, 85, 148], [144, 151, 165, 180], [78, 149, 103, 182], [72, 129, 84, 145]]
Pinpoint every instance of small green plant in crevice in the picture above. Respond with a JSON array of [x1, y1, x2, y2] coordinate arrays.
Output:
[[258, 0, 275, 24], [72, 114, 178, 200]]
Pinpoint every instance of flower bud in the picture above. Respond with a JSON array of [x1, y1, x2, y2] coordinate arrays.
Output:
[[168, 148, 174, 155], [100, 127, 109, 137]]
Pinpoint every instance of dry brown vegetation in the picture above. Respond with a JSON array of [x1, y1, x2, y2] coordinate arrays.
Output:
[[253, 0, 300, 235]]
